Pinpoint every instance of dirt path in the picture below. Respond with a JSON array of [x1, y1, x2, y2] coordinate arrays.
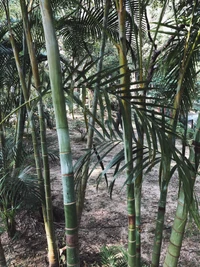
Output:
[[2, 123, 200, 266]]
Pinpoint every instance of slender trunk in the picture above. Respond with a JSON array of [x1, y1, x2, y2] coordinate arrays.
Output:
[[14, 31, 27, 169], [38, 97, 59, 267], [135, 153, 143, 266], [134, 121, 144, 266], [0, 108, 6, 170], [0, 237, 7, 267], [8, 29, 44, 204], [117, 1, 136, 266], [14, 94, 26, 169], [164, 114, 200, 267], [39, 1, 79, 266], [4, 0, 53, 258], [76, 0, 111, 221], [135, 2, 145, 260], [151, 146, 173, 267], [151, 178, 168, 267], [20, 1, 59, 265], [163, 188, 187, 267], [151, 10, 200, 266]]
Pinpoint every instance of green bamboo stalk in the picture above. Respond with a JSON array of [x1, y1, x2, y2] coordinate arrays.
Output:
[[151, 6, 200, 266], [3, 0, 50, 253], [4, 2, 43, 189], [14, 90, 26, 169], [134, 1, 145, 264], [163, 114, 200, 267], [76, 0, 111, 222], [0, 108, 6, 170], [135, 186, 141, 263], [14, 34, 27, 169], [7, 37, 42, 241], [135, 143, 143, 267], [116, 1, 136, 266], [151, 176, 169, 267], [38, 97, 59, 267], [39, 1, 79, 266], [163, 188, 187, 267], [0, 237, 7, 267], [19, 1, 59, 265]]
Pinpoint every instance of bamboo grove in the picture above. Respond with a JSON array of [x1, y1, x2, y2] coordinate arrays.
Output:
[[0, 0, 200, 267]]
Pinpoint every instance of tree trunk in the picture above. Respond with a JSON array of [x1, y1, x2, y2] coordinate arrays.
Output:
[[151, 179, 168, 267], [39, 0, 80, 266], [14, 30, 27, 169], [151, 8, 200, 266], [20, 1, 59, 265], [164, 113, 200, 267], [5, 2, 58, 265], [117, 1, 136, 266], [163, 188, 187, 267]]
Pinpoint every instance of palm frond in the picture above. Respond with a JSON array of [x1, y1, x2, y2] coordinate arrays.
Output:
[[100, 245, 128, 267], [0, 166, 43, 212]]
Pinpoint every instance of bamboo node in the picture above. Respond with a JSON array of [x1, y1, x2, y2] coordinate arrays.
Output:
[[65, 226, 78, 231], [163, 261, 170, 267], [127, 253, 136, 258], [66, 261, 80, 267], [167, 248, 180, 258], [168, 240, 182, 251], [64, 201, 76, 206], [171, 225, 184, 235], [62, 173, 74, 177], [60, 151, 71, 155], [177, 200, 184, 207], [174, 214, 186, 222], [128, 239, 136, 243]]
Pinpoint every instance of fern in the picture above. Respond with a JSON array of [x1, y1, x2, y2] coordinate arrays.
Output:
[[100, 245, 128, 267]]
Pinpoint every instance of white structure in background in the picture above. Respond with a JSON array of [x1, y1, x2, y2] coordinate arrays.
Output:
[[188, 113, 199, 128]]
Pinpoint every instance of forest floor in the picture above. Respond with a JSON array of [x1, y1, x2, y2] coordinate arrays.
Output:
[[2, 114, 200, 267]]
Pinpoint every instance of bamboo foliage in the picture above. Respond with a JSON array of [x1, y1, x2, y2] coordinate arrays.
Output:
[[39, 0, 79, 266]]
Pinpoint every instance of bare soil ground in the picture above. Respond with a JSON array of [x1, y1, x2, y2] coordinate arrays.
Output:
[[2, 116, 200, 266]]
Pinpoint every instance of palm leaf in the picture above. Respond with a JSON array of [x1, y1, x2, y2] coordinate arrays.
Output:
[[100, 245, 128, 267], [0, 166, 42, 212]]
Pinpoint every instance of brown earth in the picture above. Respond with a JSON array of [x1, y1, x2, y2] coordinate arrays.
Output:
[[2, 116, 200, 267]]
